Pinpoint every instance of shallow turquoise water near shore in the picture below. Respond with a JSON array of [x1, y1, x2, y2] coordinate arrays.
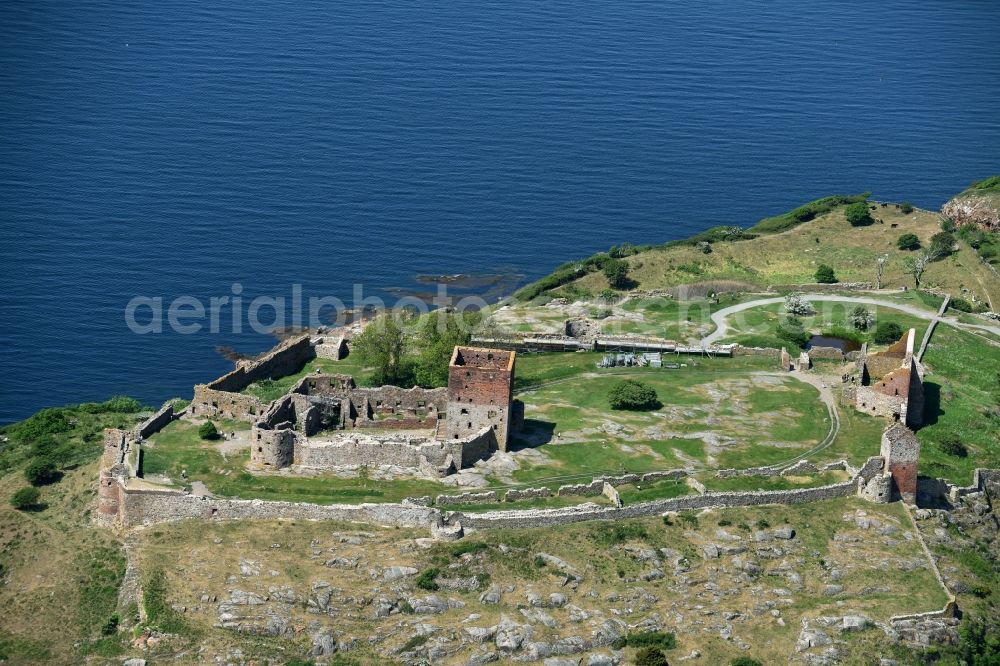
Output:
[[1, 0, 999, 422]]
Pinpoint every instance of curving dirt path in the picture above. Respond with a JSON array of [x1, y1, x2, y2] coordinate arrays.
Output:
[[702, 294, 1000, 346]]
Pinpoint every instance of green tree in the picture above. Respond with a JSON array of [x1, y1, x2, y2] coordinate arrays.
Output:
[[896, 233, 920, 250], [608, 380, 661, 411], [25, 458, 61, 486], [899, 201, 915, 214], [198, 421, 220, 440], [848, 305, 874, 331], [930, 231, 956, 258], [412, 310, 481, 388], [10, 487, 41, 511], [603, 258, 632, 290], [634, 647, 669, 666], [777, 316, 811, 348], [873, 321, 904, 344], [844, 201, 873, 226], [352, 314, 412, 386], [815, 264, 837, 283]]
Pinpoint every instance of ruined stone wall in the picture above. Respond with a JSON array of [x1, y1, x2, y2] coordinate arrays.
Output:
[[117, 488, 439, 529], [292, 375, 447, 430], [313, 335, 348, 360], [435, 491, 499, 506], [766, 282, 872, 292], [294, 434, 457, 476], [732, 345, 781, 358], [881, 425, 920, 501], [504, 487, 553, 502], [451, 479, 858, 530], [807, 346, 845, 360], [447, 427, 496, 469], [190, 386, 265, 422], [135, 404, 177, 439], [855, 385, 906, 421], [206, 334, 315, 393], [189, 335, 316, 420], [96, 469, 123, 525]]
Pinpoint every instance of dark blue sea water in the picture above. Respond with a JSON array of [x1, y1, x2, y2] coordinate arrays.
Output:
[[1, 0, 999, 424]]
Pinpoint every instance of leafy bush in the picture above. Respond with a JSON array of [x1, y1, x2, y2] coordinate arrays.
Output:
[[614, 631, 676, 651], [634, 647, 669, 666], [604, 259, 632, 290], [949, 298, 974, 313], [941, 217, 957, 232], [25, 458, 61, 486], [873, 321, 904, 344], [897, 233, 921, 251], [731, 659, 764, 666], [845, 201, 874, 226], [930, 231, 956, 257], [79, 396, 143, 414], [755, 518, 770, 529], [815, 264, 837, 283], [11, 407, 72, 442], [777, 316, 810, 348], [198, 421, 220, 440], [415, 568, 440, 591], [937, 433, 968, 458], [598, 288, 618, 301], [848, 306, 874, 331], [100, 613, 120, 636], [608, 380, 661, 411], [784, 293, 815, 316], [10, 487, 41, 510], [899, 201, 915, 214]]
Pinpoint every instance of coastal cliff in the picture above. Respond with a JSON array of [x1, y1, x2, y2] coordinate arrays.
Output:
[[941, 175, 1000, 231]]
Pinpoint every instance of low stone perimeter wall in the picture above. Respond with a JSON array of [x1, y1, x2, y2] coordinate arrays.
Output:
[[118, 487, 438, 529], [450, 480, 858, 531]]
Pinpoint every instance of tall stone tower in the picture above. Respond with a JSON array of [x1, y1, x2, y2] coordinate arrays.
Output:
[[880, 422, 920, 504], [443, 347, 516, 451]]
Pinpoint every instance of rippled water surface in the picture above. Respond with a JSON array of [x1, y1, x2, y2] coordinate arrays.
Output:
[[1, 0, 999, 422]]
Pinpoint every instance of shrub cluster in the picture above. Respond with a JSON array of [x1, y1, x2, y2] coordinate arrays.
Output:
[[750, 193, 870, 233], [845, 201, 874, 227], [873, 321, 904, 344], [608, 380, 661, 411], [897, 233, 921, 251]]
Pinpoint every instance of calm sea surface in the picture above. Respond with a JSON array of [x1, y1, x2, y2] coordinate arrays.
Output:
[[1, 0, 999, 423]]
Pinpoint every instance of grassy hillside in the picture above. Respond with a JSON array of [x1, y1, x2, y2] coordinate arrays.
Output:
[[517, 193, 999, 309]]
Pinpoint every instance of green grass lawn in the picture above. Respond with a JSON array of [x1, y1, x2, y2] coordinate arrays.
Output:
[[917, 324, 1000, 484], [512, 357, 832, 479]]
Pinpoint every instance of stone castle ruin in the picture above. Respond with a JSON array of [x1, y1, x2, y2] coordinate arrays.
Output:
[[442, 347, 521, 451], [843, 328, 924, 429], [184, 335, 524, 478]]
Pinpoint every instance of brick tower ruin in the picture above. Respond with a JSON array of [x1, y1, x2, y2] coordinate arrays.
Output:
[[443, 347, 517, 451], [880, 422, 920, 504]]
